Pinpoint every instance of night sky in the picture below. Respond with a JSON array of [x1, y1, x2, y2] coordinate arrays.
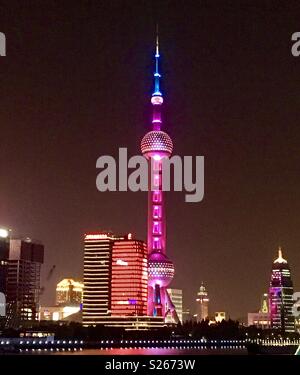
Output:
[[1, 1, 300, 320]]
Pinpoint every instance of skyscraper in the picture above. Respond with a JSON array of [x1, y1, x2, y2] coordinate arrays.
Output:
[[269, 247, 295, 333], [141, 32, 177, 322], [167, 289, 183, 323], [6, 238, 44, 323], [196, 283, 209, 322], [0, 228, 9, 321], [56, 278, 84, 306], [83, 232, 119, 325], [111, 236, 148, 316], [82, 232, 150, 326], [0, 228, 9, 297]]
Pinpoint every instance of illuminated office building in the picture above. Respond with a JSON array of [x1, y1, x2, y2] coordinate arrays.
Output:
[[196, 283, 209, 322], [167, 289, 183, 323], [269, 247, 295, 333], [83, 232, 155, 328], [0, 228, 9, 296], [111, 237, 148, 316], [56, 278, 83, 306], [82, 232, 119, 325], [6, 238, 44, 322]]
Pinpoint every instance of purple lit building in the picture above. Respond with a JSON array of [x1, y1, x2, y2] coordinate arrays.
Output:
[[141, 34, 178, 322], [269, 247, 295, 333]]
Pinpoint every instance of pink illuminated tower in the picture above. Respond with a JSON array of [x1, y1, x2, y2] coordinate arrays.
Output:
[[141, 33, 178, 322]]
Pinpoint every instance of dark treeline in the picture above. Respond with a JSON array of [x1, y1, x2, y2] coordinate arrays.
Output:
[[1, 319, 300, 340]]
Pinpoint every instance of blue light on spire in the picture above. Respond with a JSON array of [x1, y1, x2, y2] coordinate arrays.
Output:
[[153, 31, 162, 97]]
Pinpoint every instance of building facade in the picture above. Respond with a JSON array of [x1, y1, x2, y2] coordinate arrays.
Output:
[[269, 247, 295, 333], [167, 289, 183, 323], [196, 283, 209, 322], [56, 278, 83, 306], [83, 232, 151, 327], [83, 233, 118, 325], [0, 228, 9, 297], [6, 238, 44, 322], [111, 237, 148, 316], [247, 293, 270, 329]]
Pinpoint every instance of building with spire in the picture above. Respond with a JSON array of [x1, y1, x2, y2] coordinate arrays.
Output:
[[269, 247, 295, 333], [196, 283, 209, 322], [140, 31, 178, 322]]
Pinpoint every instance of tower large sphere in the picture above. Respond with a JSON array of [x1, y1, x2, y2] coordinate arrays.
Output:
[[148, 251, 175, 287], [141, 130, 173, 158]]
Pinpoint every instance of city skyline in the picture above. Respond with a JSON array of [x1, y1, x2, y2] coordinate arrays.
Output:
[[1, 2, 300, 320]]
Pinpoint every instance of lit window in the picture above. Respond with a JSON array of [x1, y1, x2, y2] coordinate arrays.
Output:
[[153, 206, 161, 219], [153, 238, 161, 250], [153, 191, 161, 202], [153, 222, 161, 235]]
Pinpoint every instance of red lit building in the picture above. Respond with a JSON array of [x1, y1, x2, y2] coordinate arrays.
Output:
[[83, 232, 150, 327], [111, 237, 148, 316]]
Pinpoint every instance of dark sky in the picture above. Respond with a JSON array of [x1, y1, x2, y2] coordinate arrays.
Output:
[[1, 0, 300, 320]]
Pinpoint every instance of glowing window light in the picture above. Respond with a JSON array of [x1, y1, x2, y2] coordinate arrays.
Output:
[[116, 259, 128, 266], [85, 234, 108, 240]]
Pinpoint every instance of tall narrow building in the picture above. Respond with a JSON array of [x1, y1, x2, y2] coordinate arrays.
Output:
[[269, 247, 295, 333], [6, 238, 44, 323], [167, 289, 183, 323], [196, 283, 209, 322], [141, 32, 177, 322], [0, 228, 9, 320], [0, 228, 9, 297], [111, 237, 148, 316], [83, 233, 119, 325]]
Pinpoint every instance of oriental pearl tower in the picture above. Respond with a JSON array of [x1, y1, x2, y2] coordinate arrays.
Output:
[[141, 32, 178, 322]]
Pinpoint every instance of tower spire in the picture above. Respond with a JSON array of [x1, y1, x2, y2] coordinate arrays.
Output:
[[151, 26, 164, 130], [153, 24, 161, 97], [274, 246, 287, 264], [278, 246, 282, 259]]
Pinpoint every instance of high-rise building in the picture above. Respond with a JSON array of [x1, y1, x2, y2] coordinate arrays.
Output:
[[83, 232, 151, 327], [0, 228, 9, 320], [196, 283, 209, 322], [83, 232, 119, 325], [0, 228, 9, 297], [56, 278, 83, 306], [111, 237, 148, 316], [167, 289, 183, 323], [6, 238, 44, 322], [269, 247, 295, 333], [141, 32, 177, 322]]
